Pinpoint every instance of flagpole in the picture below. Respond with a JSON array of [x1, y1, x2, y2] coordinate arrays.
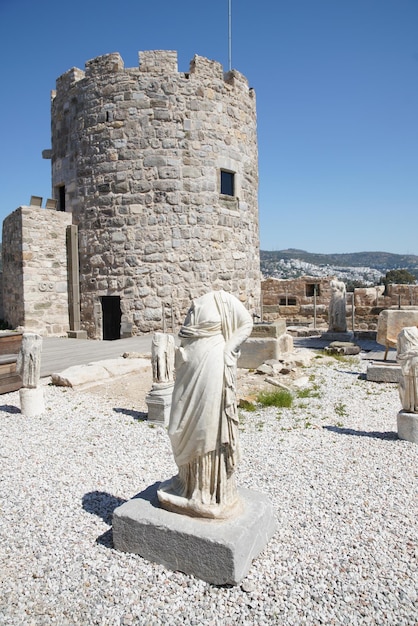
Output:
[[228, 0, 232, 71]]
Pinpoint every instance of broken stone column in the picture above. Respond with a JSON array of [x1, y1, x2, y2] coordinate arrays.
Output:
[[16, 333, 44, 417], [146, 332, 175, 425]]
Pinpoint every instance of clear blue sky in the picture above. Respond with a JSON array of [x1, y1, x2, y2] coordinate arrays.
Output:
[[0, 0, 417, 254]]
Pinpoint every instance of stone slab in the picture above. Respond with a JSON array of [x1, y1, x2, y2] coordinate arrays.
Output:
[[377, 309, 418, 348], [112, 483, 277, 586], [366, 362, 402, 383], [238, 337, 281, 369], [397, 411, 418, 444], [51, 357, 150, 389], [251, 320, 286, 338]]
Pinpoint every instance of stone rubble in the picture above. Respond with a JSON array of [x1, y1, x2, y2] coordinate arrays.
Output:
[[0, 357, 417, 625]]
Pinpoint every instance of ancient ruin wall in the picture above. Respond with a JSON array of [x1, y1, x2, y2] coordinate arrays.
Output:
[[2, 207, 72, 335], [50, 50, 260, 337]]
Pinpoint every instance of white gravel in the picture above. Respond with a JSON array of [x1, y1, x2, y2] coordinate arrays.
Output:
[[1, 356, 417, 625]]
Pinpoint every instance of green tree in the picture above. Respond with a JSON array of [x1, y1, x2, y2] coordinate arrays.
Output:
[[381, 269, 417, 286], [344, 279, 370, 292]]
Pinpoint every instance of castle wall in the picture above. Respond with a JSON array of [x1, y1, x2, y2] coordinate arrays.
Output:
[[2, 207, 72, 336], [261, 278, 418, 331], [49, 50, 260, 337], [261, 277, 332, 326]]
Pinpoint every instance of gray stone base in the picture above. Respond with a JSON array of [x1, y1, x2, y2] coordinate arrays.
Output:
[[112, 483, 277, 585], [366, 362, 402, 383], [146, 383, 173, 426], [67, 330, 88, 339], [321, 331, 354, 342], [19, 386, 45, 417], [397, 411, 418, 444]]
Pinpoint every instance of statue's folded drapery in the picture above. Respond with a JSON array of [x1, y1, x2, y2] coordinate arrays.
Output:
[[397, 326, 418, 413], [158, 290, 253, 518]]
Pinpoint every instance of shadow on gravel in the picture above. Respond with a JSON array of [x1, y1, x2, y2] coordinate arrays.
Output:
[[335, 369, 363, 377], [0, 404, 20, 414], [83, 491, 128, 549], [324, 425, 398, 440], [82, 491, 126, 524], [113, 407, 148, 421]]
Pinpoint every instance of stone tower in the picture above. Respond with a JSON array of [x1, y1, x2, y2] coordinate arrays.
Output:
[[47, 50, 260, 338]]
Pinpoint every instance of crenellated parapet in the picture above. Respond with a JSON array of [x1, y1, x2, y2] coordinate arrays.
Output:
[[52, 50, 253, 94]]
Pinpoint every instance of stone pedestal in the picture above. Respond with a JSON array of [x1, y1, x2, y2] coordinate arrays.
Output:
[[112, 483, 277, 586], [321, 331, 354, 343], [19, 387, 45, 417], [366, 362, 402, 383], [238, 338, 281, 368], [146, 383, 174, 426], [397, 411, 418, 444], [67, 330, 88, 339]]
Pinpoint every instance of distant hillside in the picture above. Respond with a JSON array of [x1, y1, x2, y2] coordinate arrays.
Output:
[[260, 249, 418, 284], [261, 249, 418, 271]]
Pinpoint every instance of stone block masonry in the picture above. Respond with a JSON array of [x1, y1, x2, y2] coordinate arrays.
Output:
[[2, 207, 72, 336], [49, 50, 260, 338]]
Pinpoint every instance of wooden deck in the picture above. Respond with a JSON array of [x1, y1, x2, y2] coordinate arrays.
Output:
[[40, 335, 153, 378]]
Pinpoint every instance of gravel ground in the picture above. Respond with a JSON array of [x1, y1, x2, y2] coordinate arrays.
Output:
[[0, 355, 417, 625]]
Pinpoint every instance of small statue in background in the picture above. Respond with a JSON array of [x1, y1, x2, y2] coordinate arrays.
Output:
[[397, 326, 418, 413], [328, 279, 347, 333], [151, 332, 175, 384], [146, 332, 175, 426]]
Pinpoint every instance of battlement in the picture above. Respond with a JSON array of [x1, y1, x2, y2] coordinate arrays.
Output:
[[85, 52, 124, 77], [55, 67, 85, 93], [188, 55, 224, 81], [139, 50, 178, 74], [54, 50, 252, 94]]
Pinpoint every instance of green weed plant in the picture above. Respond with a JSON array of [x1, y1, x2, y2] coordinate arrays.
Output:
[[256, 389, 293, 408]]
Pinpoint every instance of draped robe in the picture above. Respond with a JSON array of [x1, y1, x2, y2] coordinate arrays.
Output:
[[158, 290, 253, 518], [397, 326, 418, 413]]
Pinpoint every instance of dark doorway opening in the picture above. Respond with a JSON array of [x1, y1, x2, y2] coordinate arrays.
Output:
[[101, 296, 121, 340]]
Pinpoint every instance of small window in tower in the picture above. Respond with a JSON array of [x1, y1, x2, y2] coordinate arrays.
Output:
[[57, 185, 66, 212], [220, 170, 235, 196]]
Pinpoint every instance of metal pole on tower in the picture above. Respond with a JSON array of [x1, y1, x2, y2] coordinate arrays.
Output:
[[228, 0, 232, 71]]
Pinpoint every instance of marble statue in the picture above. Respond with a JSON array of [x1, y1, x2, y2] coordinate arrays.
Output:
[[328, 279, 347, 333], [397, 326, 418, 413], [146, 332, 176, 425], [157, 290, 253, 519], [151, 332, 175, 384]]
